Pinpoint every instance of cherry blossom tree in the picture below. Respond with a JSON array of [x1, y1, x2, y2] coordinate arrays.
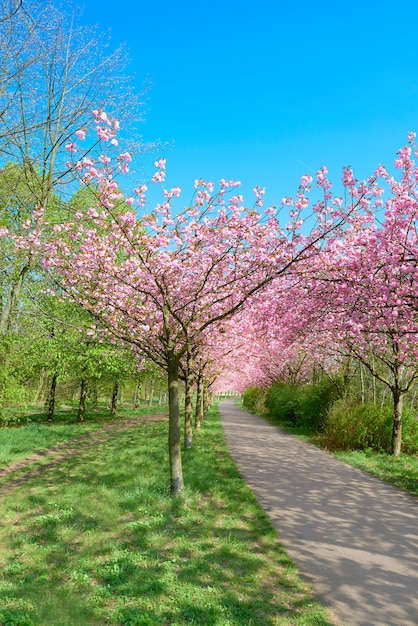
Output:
[[242, 140, 418, 456], [316, 144, 418, 455], [34, 112, 359, 495]]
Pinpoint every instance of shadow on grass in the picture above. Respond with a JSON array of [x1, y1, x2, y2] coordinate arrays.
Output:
[[0, 409, 334, 625]]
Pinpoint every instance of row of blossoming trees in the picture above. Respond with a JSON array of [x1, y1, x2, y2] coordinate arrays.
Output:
[[2, 111, 418, 493]]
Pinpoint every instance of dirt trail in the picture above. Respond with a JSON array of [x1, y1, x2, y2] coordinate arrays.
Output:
[[0, 413, 168, 497]]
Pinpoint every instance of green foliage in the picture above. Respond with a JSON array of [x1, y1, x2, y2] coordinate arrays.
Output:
[[297, 378, 342, 432], [400, 408, 418, 454], [265, 382, 299, 423], [322, 400, 418, 454], [322, 400, 392, 451], [264, 378, 342, 432], [241, 386, 265, 412]]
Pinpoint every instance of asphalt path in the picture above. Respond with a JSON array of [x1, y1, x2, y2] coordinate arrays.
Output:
[[219, 399, 418, 626]]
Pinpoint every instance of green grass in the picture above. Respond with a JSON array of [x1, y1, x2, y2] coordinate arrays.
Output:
[[0, 405, 167, 469], [0, 405, 336, 625], [330, 449, 418, 497]]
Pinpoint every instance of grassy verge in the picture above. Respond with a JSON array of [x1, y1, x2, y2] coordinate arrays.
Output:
[[0, 405, 336, 625], [246, 404, 418, 499], [330, 449, 418, 497], [0, 405, 167, 469]]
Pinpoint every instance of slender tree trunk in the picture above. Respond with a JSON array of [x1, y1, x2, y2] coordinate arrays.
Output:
[[360, 363, 365, 403], [47, 373, 57, 422], [167, 350, 183, 496], [392, 389, 403, 457], [33, 369, 47, 404], [203, 383, 210, 419], [78, 378, 88, 422], [371, 355, 377, 405], [111, 378, 119, 415], [0, 263, 31, 334], [184, 370, 194, 448], [133, 376, 141, 408], [148, 378, 155, 409], [195, 374, 204, 430]]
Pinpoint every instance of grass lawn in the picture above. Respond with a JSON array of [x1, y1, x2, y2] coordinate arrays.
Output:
[[0, 405, 335, 625], [0, 405, 166, 469]]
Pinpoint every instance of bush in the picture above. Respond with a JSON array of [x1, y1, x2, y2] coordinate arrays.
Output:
[[242, 386, 265, 412], [264, 378, 342, 432], [297, 378, 342, 432], [322, 400, 418, 453], [265, 382, 300, 423], [322, 400, 391, 451], [399, 407, 418, 455]]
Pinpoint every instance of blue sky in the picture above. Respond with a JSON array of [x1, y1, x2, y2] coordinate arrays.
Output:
[[77, 0, 418, 211]]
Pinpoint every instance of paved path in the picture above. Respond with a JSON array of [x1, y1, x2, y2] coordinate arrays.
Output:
[[219, 399, 418, 626]]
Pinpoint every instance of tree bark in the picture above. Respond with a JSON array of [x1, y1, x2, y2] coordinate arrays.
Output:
[[77, 378, 87, 422], [203, 382, 210, 420], [47, 373, 57, 422], [110, 378, 119, 415], [392, 389, 403, 457], [148, 377, 155, 408], [184, 370, 194, 448], [167, 350, 183, 496], [195, 374, 204, 430], [133, 376, 141, 408]]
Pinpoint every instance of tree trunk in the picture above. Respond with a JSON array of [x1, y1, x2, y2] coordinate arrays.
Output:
[[47, 373, 57, 422], [133, 376, 141, 408], [78, 378, 88, 422], [184, 370, 194, 448], [392, 389, 403, 457], [33, 369, 48, 404], [195, 374, 204, 430], [167, 350, 183, 496], [0, 263, 31, 334], [203, 382, 210, 420], [148, 377, 155, 409], [110, 378, 119, 415]]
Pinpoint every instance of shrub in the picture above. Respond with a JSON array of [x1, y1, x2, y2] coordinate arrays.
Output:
[[297, 378, 343, 432], [242, 386, 265, 412], [264, 382, 300, 423], [264, 378, 342, 432], [322, 399, 418, 453], [400, 407, 418, 455]]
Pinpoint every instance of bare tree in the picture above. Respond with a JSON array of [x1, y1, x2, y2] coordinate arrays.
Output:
[[0, 0, 150, 334], [0, 1, 22, 24]]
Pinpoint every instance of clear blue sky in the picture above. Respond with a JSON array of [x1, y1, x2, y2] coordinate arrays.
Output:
[[77, 0, 418, 210]]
